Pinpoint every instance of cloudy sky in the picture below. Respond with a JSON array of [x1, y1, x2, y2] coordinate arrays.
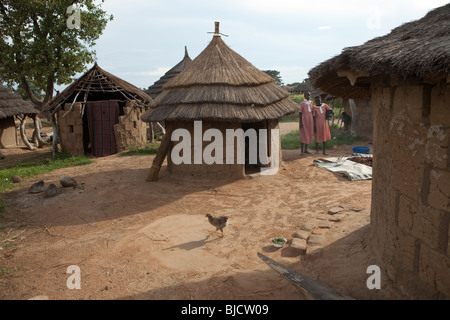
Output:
[[85, 0, 448, 90]]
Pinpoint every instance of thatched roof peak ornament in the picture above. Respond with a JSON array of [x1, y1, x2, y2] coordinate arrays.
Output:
[[208, 21, 228, 38]]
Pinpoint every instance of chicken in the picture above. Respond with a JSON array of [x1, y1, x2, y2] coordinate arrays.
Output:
[[206, 213, 228, 238]]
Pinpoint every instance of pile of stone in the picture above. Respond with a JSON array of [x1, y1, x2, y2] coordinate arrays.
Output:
[[28, 176, 78, 198]]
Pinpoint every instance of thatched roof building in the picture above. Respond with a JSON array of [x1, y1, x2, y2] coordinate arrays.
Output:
[[0, 84, 39, 119], [46, 62, 152, 114], [44, 63, 152, 157], [309, 3, 450, 99], [0, 84, 39, 148], [145, 47, 193, 99], [142, 22, 298, 180], [142, 25, 297, 124], [309, 4, 450, 299]]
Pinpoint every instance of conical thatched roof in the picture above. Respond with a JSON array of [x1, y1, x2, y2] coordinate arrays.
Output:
[[309, 4, 450, 99], [0, 84, 39, 119], [145, 47, 192, 99], [45, 63, 152, 115], [141, 22, 298, 123]]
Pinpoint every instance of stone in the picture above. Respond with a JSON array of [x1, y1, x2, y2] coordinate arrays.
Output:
[[318, 221, 332, 229], [328, 216, 342, 222], [300, 222, 316, 232], [307, 234, 326, 246], [29, 181, 45, 194], [328, 207, 344, 215], [312, 228, 327, 235], [45, 183, 59, 197], [290, 238, 307, 253], [293, 229, 310, 240], [28, 296, 49, 300], [60, 176, 78, 188], [351, 207, 365, 212], [306, 246, 322, 258], [11, 175, 22, 183]]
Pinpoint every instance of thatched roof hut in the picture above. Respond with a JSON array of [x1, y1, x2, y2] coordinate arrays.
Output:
[[0, 84, 39, 148], [145, 47, 193, 99], [309, 4, 450, 299], [46, 62, 152, 115], [142, 26, 297, 123], [44, 63, 152, 157], [142, 22, 298, 180], [309, 3, 450, 99], [0, 84, 39, 119]]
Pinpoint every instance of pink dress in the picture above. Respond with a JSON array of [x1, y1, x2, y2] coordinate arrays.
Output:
[[299, 100, 314, 144], [313, 104, 332, 143]]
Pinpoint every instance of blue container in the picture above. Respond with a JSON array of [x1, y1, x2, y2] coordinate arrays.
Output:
[[352, 146, 371, 154]]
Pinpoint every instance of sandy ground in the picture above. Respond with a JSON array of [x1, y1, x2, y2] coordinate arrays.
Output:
[[0, 123, 400, 300]]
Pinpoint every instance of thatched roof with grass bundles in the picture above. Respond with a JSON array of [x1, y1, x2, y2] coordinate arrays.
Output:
[[44, 63, 152, 115], [0, 84, 39, 119], [309, 4, 450, 99], [141, 22, 298, 124], [146, 46, 193, 99]]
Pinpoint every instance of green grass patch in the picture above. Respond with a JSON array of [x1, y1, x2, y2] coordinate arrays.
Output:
[[120, 142, 160, 156], [281, 125, 361, 150]]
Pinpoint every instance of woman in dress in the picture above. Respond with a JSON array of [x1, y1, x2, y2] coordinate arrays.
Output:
[[299, 91, 314, 155], [313, 95, 332, 155]]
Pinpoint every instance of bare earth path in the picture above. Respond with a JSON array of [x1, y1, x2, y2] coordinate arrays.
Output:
[[0, 124, 400, 300]]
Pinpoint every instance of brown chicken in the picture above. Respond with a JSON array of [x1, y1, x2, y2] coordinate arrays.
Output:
[[206, 213, 228, 238]]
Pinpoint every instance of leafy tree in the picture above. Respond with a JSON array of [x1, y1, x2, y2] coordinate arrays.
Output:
[[0, 0, 113, 108], [263, 70, 284, 86]]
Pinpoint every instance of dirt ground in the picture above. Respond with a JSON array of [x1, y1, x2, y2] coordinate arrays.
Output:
[[0, 123, 401, 300]]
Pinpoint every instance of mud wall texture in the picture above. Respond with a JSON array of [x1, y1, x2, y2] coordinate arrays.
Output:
[[0, 117, 17, 148], [114, 101, 147, 153], [370, 76, 450, 299], [58, 103, 84, 156]]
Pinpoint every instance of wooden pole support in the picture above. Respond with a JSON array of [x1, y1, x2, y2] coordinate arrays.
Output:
[[146, 129, 173, 181]]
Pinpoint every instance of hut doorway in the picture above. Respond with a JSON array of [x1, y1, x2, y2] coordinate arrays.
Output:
[[242, 120, 271, 175], [85, 100, 120, 157]]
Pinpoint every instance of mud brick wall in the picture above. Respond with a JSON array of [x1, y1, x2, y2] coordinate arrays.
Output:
[[114, 100, 147, 153], [370, 76, 450, 299], [355, 99, 373, 140], [57, 103, 84, 156], [0, 117, 17, 148]]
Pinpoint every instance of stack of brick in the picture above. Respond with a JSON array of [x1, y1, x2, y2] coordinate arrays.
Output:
[[113, 100, 147, 153], [57, 102, 84, 156]]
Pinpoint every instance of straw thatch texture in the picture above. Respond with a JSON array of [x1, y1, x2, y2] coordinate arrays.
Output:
[[309, 4, 450, 99], [141, 32, 298, 123], [0, 84, 39, 119], [45, 63, 152, 115], [146, 47, 192, 99]]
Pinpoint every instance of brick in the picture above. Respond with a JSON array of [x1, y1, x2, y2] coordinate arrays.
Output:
[[425, 125, 450, 169], [430, 83, 450, 127], [328, 207, 344, 215], [307, 234, 325, 246], [300, 222, 316, 232], [394, 228, 418, 273], [293, 229, 310, 240], [428, 169, 450, 211], [290, 238, 307, 252], [419, 244, 450, 297]]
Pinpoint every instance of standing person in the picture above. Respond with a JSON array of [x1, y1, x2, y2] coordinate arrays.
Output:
[[299, 91, 314, 155], [313, 95, 332, 155]]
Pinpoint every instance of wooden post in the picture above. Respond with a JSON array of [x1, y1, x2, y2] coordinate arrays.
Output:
[[51, 113, 59, 155], [32, 115, 46, 148], [146, 129, 172, 181]]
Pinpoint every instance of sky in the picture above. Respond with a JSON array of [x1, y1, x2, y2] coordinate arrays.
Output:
[[77, 0, 449, 90]]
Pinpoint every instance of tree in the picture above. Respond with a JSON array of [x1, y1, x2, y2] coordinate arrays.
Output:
[[263, 70, 284, 86], [0, 0, 113, 152], [0, 0, 113, 107]]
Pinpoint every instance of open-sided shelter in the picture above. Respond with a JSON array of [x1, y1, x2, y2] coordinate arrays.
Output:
[[141, 22, 298, 180], [45, 63, 152, 157], [309, 4, 450, 299]]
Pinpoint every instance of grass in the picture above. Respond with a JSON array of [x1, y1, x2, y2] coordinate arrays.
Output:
[[120, 141, 160, 156], [0, 152, 92, 216], [281, 124, 361, 150]]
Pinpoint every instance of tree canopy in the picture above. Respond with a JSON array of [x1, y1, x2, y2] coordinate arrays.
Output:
[[263, 70, 284, 86], [0, 0, 113, 108]]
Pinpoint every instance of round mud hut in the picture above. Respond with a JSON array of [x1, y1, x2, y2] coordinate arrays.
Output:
[[145, 46, 193, 99], [45, 63, 152, 157], [141, 22, 298, 181], [0, 84, 39, 149], [309, 4, 450, 299]]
